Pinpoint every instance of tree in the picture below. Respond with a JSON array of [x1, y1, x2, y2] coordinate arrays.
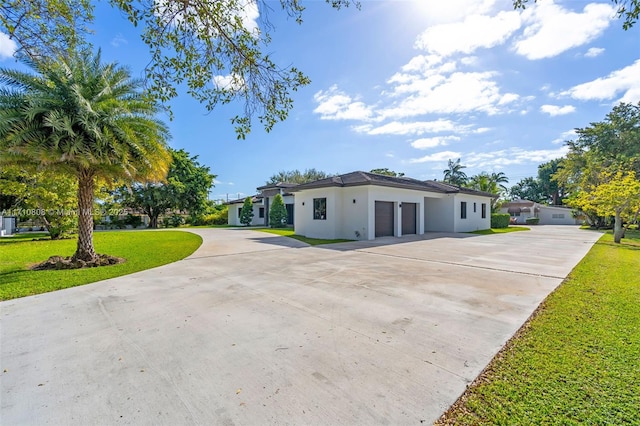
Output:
[[269, 193, 288, 228], [466, 171, 509, 211], [117, 148, 215, 227], [239, 197, 254, 226], [443, 158, 468, 187], [509, 177, 546, 202], [554, 102, 640, 228], [370, 168, 405, 177], [1, 1, 358, 138], [0, 49, 171, 263], [570, 171, 640, 243], [266, 169, 332, 185], [513, 0, 639, 30], [0, 166, 77, 238]]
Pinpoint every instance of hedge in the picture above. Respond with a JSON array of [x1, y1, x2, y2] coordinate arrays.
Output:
[[491, 213, 510, 228]]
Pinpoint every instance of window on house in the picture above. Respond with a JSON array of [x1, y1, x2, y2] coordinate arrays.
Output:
[[259, 207, 265, 218], [473, 202, 477, 213], [238, 207, 242, 217], [313, 198, 327, 220], [552, 213, 565, 219], [481, 203, 487, 219], [461, 201, 467, 219]]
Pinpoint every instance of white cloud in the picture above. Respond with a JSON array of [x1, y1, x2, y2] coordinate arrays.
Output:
[[353, 119, 463, 136], [411, 136, 461, 150], [584, 47, 605, 58], [513, 1, 615, 60], [155, 0, 259, 34], [466, 146, 569, 168], [313, 85, 373, 121], [381, 70, 520, 118], [0, 32, 16, 59], [213, 74, 245, 92], [412, 0, 498, 25], [414, 11, 521, 56], [111, 33, 128, 48], [552, 129, 577, 145], [562, 59, 640, 103], [540, 104, 576, 116], [409, 150, 462, 164]]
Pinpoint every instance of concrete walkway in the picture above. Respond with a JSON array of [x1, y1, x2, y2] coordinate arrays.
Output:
[[0, 226, 601, 425]]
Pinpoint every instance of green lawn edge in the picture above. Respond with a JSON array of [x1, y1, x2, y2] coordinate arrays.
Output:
[[0, 230, 202, 301], [470, 226, 530, 235], [255, 228, 353, 246], [437, 229, 640, 424]]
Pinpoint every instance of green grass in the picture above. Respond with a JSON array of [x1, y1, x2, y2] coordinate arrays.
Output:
[[471, 226, 530, 235], [256, 228, 353, 246], [438, 229, 640, 424], [0, 230, 202, 301]]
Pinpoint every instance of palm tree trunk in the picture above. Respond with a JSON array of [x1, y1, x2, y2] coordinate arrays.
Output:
[[73, 169, 98, 262]]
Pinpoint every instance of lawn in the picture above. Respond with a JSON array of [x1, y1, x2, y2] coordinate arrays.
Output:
[[471, 226, 530, 235], [256, 228, 353, 245], [0, 230, 202, 301], [437, 229, 640, 424]]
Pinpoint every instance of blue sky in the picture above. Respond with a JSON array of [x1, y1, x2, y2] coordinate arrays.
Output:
[[1, 0, 638, 202]]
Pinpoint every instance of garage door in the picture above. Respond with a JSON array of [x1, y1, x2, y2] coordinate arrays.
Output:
[[402, 202, 416, 235], [375, 201, 394, 237]]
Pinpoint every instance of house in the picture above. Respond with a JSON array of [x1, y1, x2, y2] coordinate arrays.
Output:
[[500, 199, 581, 225], [226, 182, 297, 227], [0, 215, 17, 236], [290, 171, 495, 240]]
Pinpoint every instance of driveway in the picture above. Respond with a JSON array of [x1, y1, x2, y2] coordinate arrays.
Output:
[[0, 226, 601, 425]]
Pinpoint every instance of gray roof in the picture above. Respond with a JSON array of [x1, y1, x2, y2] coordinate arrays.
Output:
[[290, 171, 497, 198], [256, 182, 299, 191]]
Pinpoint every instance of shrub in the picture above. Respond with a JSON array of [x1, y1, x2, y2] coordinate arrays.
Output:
[[269, 193, 288, 228], [239, 197, 254, 226], [199, 207, 228, 225], [162, 214, 184, 228], [491, 213, 510, 228], [526, 217, 540, 225]]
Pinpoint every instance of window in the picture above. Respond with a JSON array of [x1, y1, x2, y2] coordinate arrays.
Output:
[[461, 201, 467, 219], [259, 207, 265, 218], [473, 202, 477, 213], [552, 213, 565, 219], [313, 198, 327, 220], [238, 207, 242, 217], [481, 203, 487, 219]]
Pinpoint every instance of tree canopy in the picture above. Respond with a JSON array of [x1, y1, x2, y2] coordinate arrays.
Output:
[[117, 148, 216, 228], [266, 168, 332, 185], [509, 159, 567, 205], [442, 158, 468, 187], [0, 49, 171, 262], [1, 0, 358, 138], [370, 168, 404, 177]]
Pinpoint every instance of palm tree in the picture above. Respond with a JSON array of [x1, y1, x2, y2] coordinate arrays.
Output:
[[490, 171, 509, 192], [443, 158, 468, 186], [0, 49, 171, 262]]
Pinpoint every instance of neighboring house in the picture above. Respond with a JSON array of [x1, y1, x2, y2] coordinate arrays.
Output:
[[226, 182, 298, 227], [500, 200, 580, 225], [290, 171, 495, 240], [0, 215, 17, 236]]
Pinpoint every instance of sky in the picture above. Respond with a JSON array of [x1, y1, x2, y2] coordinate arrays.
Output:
[[0, 0, 638, 202]]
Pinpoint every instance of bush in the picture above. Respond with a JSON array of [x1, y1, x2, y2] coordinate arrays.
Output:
[[269, 193, 288, 228], [491, 213, 510, 228], [199, 207, 228, 225], [526, 217, 540, 225], [162, 214, 184, 228]]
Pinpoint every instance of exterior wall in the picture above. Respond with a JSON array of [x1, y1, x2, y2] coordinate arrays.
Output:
[[538, 206, 579, 225], [424, 195, 455, 232], [499, 204, 579, 225], [339, 186, 370, 240], [227, 202, 264, 226], [293, 187, 341, 239], [453, 194, 492, 232]]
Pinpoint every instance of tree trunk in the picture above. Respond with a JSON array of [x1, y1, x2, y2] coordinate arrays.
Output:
[[613, 209, 623, 244], [73, 169, 98, 262]]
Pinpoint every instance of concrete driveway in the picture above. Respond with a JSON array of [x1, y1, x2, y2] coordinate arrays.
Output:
[[0, 226, 601, 425]]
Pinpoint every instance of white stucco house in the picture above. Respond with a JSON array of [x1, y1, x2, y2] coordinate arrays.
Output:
[[290, 171, 495, 240], [226, 182, 297, 227], [500, 199, 581, 225]]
